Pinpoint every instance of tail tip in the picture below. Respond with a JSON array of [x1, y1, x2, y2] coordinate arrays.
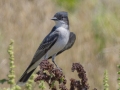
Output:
[[17, 81, 26, 86]]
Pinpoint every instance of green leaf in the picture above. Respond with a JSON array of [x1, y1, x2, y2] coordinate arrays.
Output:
[[0, 79, 8, 84]]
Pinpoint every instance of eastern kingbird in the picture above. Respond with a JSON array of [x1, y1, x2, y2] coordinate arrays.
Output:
[[17, 11, 76, 86]]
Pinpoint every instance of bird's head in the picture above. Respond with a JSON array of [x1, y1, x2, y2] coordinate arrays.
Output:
[[51, 11, 69, 28]]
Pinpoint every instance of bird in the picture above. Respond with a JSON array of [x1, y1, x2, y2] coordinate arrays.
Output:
[[17, 11, 76, 86]]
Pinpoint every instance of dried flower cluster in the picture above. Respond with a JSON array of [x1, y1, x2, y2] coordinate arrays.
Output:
[[70, 63, 89, 90], [34, 60, 67, 90], [34, 60, 93, 90]]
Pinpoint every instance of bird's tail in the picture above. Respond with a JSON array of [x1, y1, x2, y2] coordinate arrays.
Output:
[[17, 66, 36, 86]]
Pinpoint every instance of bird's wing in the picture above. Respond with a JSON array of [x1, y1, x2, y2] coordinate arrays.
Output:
[[17, 29, 60, 84], [48, 32, 76, 59], [31, 30, 60, 65]]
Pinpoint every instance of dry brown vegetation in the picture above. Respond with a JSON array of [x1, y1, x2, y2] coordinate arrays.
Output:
[[0, 0, 120, 89]]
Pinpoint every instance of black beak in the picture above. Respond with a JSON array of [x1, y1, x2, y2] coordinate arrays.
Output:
[[51, 17, 58, 21]]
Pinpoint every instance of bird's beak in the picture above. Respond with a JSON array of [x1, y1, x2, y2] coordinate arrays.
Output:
[[51, 17, 57, 21]]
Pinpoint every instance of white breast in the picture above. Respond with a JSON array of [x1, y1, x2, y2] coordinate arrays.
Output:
[[46, 27, 70, 57]]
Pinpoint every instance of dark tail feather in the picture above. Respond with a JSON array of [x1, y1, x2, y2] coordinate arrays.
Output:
[[17, 67, 36, 86]]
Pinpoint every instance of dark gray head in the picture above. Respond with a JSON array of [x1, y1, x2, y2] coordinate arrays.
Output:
[[51, 11, 69, 26]]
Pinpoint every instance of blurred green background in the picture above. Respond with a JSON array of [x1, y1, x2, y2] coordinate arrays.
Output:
[[0, 0, 120, 89]]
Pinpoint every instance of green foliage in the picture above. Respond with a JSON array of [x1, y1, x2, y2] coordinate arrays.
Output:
[[2, 85, 21, 90], [103, 70, 109, 90], [13, 85, 21, 90], [7, 39, 15, 86], [38, 81, 45, 90], [25, 74, 35, 90], [92, 2, 120, 53], [0, 40, 21, 90], [92, 11, 106, 53], [54, 0, 80, 11], [117, 65, 120, 90], [0, 79, 8, 84]]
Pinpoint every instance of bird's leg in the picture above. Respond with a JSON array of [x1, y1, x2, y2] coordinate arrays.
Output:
[[52, 54, 58, 68], [52, 55, 62, 71]]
